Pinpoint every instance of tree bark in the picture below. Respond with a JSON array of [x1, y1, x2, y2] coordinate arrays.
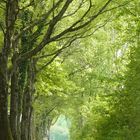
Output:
[[10, 53, 19, 140], [0, 0, 18, 138], [21, 59, 35, 140], [0, 54, 13, 140]]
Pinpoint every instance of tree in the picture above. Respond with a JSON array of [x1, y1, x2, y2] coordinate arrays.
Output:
[[0, 0, 115, 140]]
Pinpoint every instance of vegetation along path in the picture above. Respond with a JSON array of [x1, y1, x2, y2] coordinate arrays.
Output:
[[0, 0, 139, 140]]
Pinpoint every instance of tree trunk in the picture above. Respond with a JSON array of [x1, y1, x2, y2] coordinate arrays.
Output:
[[21, 59, 35, 140], [10, 54, 19, 140], [0, 0, 18, 139], [21, 84, 32, 140], [31, 111, 36, 140], [0, 54, 13, 140], [16, 59, 29, 140]]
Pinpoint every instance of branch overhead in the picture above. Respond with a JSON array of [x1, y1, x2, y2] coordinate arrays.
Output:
[[18, 0, 115, 61]]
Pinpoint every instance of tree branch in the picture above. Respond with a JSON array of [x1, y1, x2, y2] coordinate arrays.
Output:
[[36, 37, 77, 73], [18, 0, 113, 61], [19, 0, 34, 11], [62, 0, 85, 19], [14, 0, 63, 42]]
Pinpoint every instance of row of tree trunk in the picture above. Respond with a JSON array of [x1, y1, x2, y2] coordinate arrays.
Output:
[[0, 1, 36, 140], [0, 38, 36, 140]]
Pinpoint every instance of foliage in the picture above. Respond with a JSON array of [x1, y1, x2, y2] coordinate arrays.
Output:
[[0, 0, 140, 140]]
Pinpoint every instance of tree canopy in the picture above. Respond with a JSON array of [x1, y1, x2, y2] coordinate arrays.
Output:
[[0, 0, 140, 140]]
